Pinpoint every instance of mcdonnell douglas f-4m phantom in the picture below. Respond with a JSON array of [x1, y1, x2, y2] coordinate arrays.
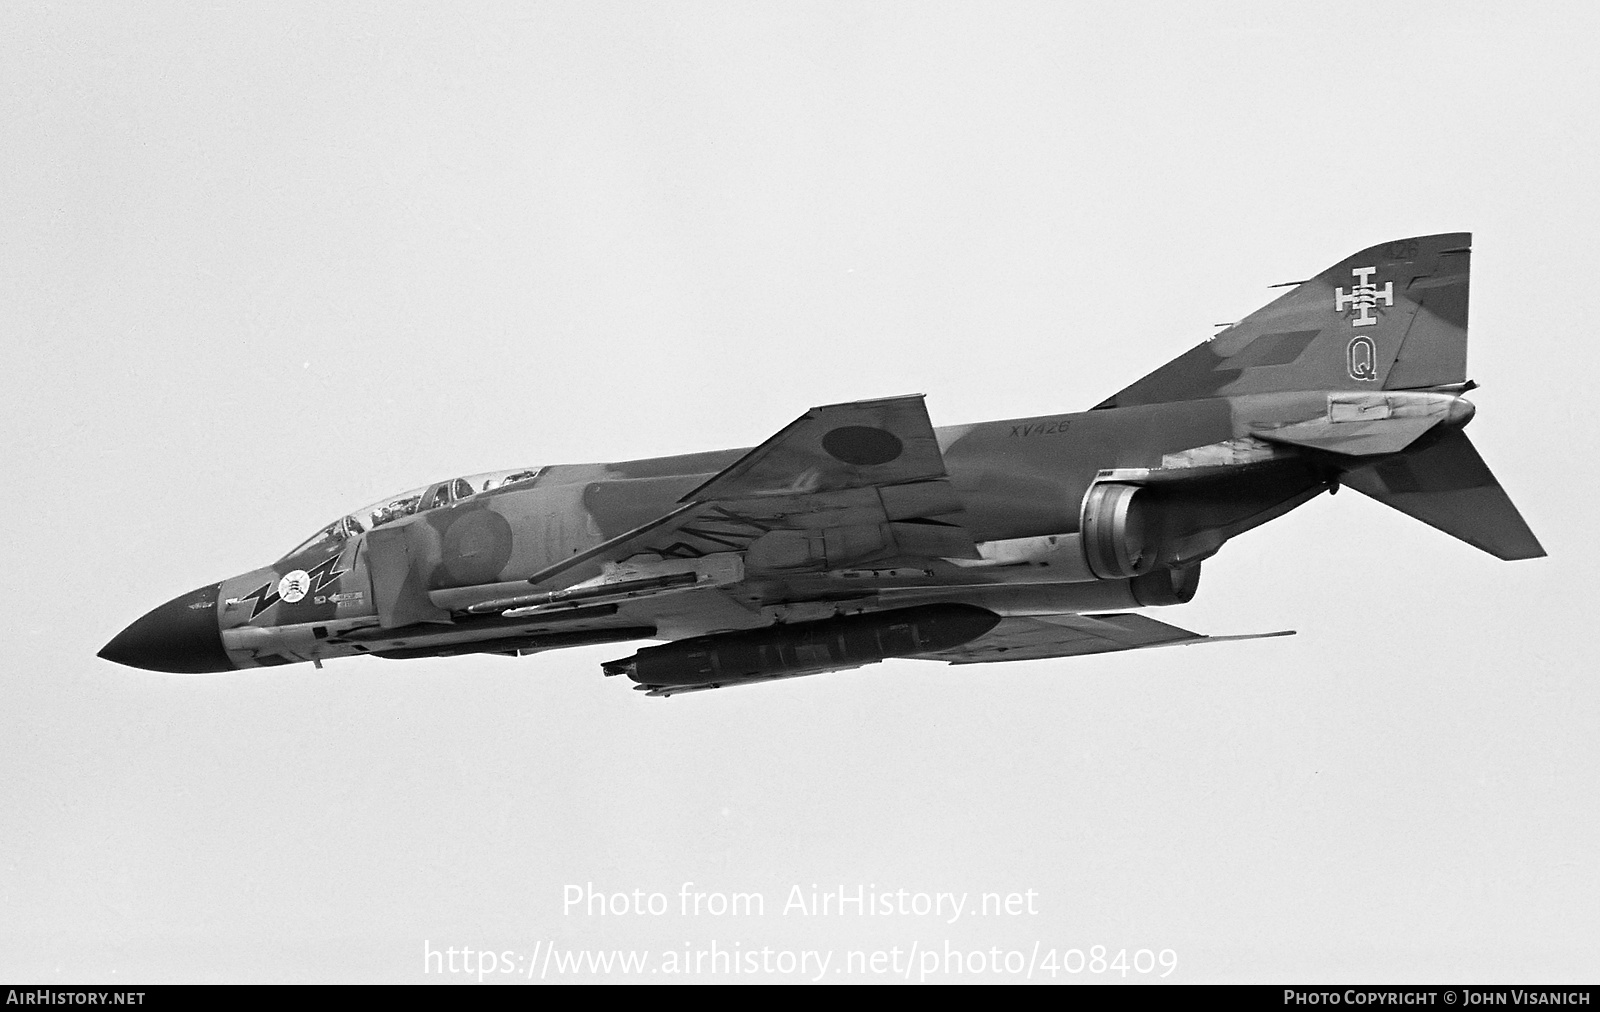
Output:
[[101, 234, 1543, 695]]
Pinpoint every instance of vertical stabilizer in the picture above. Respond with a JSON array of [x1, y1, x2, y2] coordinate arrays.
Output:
[[1096, 233, 1473, 409]]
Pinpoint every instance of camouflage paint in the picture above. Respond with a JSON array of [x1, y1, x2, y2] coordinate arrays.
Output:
[[100, 234, 1543, 684]]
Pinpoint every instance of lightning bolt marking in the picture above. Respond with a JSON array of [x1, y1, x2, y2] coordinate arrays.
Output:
[[307, 552, 352, 592], [238, 547, 355, 621], [239, 583, 280, 620]]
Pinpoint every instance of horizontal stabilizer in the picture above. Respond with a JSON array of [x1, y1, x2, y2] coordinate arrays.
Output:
[[1339, 429, 1545, 560]]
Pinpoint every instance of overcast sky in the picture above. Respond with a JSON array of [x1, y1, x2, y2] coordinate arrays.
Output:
[[3, 2, 1597, 983]]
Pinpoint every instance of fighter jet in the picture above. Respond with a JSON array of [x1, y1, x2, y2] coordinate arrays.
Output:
[[100, 233, 1543, 695]]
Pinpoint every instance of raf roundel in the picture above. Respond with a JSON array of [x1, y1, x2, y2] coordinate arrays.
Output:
[[821, 425, 903, 466], [277, 570, 312, 604]]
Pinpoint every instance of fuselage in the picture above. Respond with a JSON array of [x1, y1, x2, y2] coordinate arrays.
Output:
[[99, 231, 1534, 687], [97, 389, 1384, 674]]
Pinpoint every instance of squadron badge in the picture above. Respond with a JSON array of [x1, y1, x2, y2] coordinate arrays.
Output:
[[1334, 266, 1394, 327], [277, 570, 312, 603]]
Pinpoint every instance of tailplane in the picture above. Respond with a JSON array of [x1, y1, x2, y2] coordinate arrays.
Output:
[[1096, 233, 1473, 409], [1338, 428, 1545, 560]]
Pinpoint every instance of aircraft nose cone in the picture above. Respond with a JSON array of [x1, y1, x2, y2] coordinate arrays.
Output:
[[98, 583, 234, 673]]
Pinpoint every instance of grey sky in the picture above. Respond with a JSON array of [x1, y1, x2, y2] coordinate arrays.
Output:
[[3, 2, 1596, 982]]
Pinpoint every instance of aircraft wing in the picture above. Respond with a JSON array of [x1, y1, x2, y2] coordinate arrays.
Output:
[[522, 395, 979, 591], [914, 612, 1294, 665], [682, 394, 949, 499]]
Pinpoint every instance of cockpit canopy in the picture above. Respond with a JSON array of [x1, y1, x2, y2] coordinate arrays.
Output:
[[284, 466, 545, 559]]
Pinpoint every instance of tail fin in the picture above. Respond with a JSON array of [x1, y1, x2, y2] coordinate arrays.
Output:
[[1096, 233, 1472, 409], [1338, 428, 1545, 560]]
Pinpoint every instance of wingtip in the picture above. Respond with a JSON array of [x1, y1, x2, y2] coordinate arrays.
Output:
[[1195, 629, 1297, 645]]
